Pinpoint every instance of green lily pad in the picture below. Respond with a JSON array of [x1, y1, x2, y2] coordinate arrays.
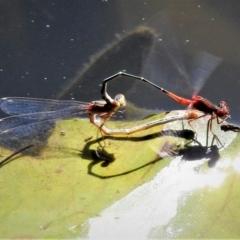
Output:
[[0, 111, 238, 238], [0, 113, 176, 238]]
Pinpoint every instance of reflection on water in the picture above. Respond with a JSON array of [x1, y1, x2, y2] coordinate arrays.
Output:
[[57, 27, 156, 102]]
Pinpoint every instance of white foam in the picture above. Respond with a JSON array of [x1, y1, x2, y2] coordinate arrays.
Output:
[[85, 155, 232, 239]]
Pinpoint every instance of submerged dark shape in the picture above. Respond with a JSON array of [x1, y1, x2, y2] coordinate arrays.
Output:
[[57, 27, 155, 102]]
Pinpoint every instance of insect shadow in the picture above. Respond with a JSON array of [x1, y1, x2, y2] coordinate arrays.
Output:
[[0, 144, 34, 168], [81, 129, 220, 179]]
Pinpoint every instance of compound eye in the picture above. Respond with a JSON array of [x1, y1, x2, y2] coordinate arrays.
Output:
[[219, 101, 227, 109], [114, 94, 126, 107], [217, 101, 229, 116]]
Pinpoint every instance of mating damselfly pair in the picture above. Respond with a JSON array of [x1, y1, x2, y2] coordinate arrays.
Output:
[[0, 71, 231, 153]]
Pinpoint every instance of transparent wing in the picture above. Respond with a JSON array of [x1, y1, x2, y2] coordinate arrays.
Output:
[[189, 52, 222, 94], [141, 11, 192, 96], [0, 97, 89, 115], [0, 106, 87, 148], [139, 11, 221, 98]]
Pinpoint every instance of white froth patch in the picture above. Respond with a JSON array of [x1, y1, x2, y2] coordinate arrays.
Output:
[[85, 155, 233, 239]]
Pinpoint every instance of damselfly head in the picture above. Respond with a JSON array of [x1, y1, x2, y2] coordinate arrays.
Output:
[[217, 101, 229, 117], [114, 94, 126, 108]]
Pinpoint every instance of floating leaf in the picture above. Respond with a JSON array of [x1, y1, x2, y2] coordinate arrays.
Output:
[[0, 111, 238, 238]]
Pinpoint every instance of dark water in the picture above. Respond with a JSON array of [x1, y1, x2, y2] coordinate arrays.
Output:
[[0, 0, 240, 123]]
